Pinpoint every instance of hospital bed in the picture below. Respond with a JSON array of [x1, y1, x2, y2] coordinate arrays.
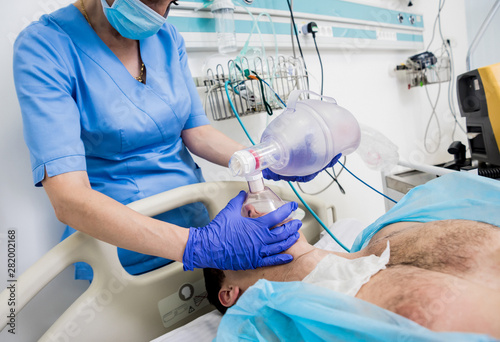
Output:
[[0, 181, 334, 342]]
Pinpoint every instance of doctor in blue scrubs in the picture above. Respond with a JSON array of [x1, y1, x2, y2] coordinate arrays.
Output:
[[13, 0, 335, 280]]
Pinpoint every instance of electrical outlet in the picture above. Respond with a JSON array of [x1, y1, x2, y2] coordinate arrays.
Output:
[[297, 21, 307, 35], [319, 26, 332, 37], [297, 21, 331, 37]]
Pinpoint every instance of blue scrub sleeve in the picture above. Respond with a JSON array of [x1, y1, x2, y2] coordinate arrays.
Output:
[[14, 26, 86, 187], [172, 28, 210, 130]]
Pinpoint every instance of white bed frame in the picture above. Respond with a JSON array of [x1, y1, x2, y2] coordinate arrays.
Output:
[[0, 181, 333, 341]]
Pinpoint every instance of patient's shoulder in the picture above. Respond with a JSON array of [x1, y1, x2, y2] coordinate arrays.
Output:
[[369, 221, 423, 245], [365, 220, 499, 267]]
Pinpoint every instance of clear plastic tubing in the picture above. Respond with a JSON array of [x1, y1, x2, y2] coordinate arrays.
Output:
[[211, 0, 237, 54]]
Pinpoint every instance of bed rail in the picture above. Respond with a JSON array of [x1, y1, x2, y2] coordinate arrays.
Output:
[[0, 181, 333, 341]]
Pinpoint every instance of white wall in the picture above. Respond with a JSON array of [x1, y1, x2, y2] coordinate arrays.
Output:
[[191, 0, 470, 223], [464, 0, 500, 69], [0, 0, 469, 341], [1, 1, 91, 342]]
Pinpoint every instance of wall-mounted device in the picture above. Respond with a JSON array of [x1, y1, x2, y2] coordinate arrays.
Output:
[[395, 51, 450, 89], [457, 62, 500, 167], [408, 51, 437, 70]]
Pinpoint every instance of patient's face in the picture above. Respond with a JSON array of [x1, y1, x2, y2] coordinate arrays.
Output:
[[205, 202, 346, 312], [217, 269, 262, 307], [242, 203, 263, 218], [214, 232, 312, 309]]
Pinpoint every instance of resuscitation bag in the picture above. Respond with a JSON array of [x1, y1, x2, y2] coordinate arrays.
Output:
[[229, 90, 361, 177]]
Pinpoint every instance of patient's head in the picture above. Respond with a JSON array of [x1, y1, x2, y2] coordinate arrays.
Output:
[[204, 268, 229, 314], [204, 203, 303, 313], [204, 262, 295, 314], [203, 231, 346, 314], [204, 267, 261, 314], [203, 230, 308, 314], [203, 199, 356, 314]]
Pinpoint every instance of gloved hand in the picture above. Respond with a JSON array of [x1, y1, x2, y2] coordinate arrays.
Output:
[[262, 153, 342, 182], [183, 191, 302, 271]]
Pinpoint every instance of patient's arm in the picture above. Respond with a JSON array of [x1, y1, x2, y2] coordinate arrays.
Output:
[[356, 265, 500, 338]]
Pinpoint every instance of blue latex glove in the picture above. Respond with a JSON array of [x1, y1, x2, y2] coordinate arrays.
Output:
[[183, 191, 302, 271], [262, 153, 342, 182]]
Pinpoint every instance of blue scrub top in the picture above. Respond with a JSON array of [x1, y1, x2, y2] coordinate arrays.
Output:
[[13, 5, 211, 279], [351, 172, 500, 252]]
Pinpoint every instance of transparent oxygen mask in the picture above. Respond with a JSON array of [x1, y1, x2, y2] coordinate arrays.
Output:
[[241, 173, 289, 219]]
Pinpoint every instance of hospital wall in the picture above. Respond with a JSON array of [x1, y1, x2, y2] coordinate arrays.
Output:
[[0, 1, 471, 341], [189, 0, 471, 223], [464, 0, 500, 70]]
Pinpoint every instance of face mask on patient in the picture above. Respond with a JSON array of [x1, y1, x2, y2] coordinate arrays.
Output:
[[203, 233, 390, 314]]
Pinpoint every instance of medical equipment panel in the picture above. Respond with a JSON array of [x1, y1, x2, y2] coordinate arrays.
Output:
[[171, 1, 424, 51]]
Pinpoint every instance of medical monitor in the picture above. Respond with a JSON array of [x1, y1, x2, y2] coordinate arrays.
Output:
[[457, 62, 500, 167]]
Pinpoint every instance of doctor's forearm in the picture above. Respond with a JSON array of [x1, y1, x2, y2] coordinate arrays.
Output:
[[182, 125, 245, 167], [42, 171, 189, 262]]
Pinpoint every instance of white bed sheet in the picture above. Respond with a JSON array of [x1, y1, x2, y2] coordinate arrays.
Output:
[[151, 218, 367, 342]]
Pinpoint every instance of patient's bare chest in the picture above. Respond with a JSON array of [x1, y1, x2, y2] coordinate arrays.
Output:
[[364, 219, 500, 289]]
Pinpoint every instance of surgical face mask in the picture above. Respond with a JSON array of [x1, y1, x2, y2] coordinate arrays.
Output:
[[100, 0, 168, 40]]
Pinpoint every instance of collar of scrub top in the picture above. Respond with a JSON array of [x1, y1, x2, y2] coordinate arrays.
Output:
[[51, 5, 187, 132], [55, 5, 164, 89]]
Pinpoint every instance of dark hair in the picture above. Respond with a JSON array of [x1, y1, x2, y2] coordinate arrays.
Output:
[[203, 268, 228, 314]]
